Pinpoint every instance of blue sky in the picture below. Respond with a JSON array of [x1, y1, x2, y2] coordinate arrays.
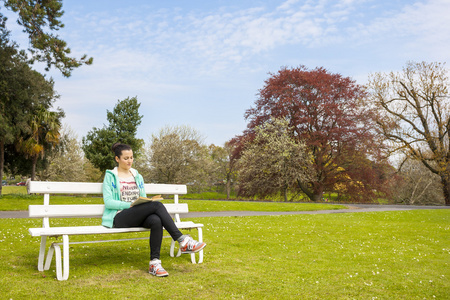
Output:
[[4, 0, 450, 146]]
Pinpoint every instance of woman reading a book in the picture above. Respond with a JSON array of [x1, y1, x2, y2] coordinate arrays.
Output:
[[102, 142, 206, 277]]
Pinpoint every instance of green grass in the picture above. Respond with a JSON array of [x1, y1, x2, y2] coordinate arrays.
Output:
[[1, 185, 28, 194], [0, 210, 448, 299]]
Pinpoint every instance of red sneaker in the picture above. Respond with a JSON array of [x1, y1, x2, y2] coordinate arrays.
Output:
[[179, 235, 206, 254], [149, 260, 169, 277]]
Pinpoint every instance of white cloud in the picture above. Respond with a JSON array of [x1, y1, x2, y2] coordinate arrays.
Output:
[[346, 0, 450, 59], [62, 1, 350, 76]]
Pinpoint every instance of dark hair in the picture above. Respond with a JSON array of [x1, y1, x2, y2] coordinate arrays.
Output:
[[112, 143, 132, 158]]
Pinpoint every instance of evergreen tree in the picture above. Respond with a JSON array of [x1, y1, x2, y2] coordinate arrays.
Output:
[[82, 97, 143, 173], [1, 0, 93, 77], [0, 17, 59, 193]]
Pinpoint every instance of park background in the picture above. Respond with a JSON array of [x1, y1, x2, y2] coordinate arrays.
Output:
[[0, 1, 449, 297]]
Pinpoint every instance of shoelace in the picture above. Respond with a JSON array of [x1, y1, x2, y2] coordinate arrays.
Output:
[[184, 238, 197, 250], [151, 262, 164, 271]]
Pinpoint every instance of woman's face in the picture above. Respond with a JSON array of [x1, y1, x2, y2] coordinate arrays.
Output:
[[115, 149, 134, 171]]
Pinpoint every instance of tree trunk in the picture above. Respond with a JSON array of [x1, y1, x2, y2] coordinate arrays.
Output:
[[297, 180, 323, 201], [31, 155, 38, 181], [441, 173, 450, 206], [226, 175, 231, 200], [297, 180, 313, 200], [0, 141, 4, 195], [311, 192, 323, 202]]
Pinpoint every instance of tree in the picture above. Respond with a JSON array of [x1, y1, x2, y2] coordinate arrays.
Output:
[[369, 61, 450, 206], [237, 66, 383, 202], [82, 96, 144, 173], [191, 144, 216, 192], [133, 139, 152, 182], [331, 150, 397, 202], [1, 0, 93, 77], [39, 125, 87, 182], [0, 17, 24, 194], [82, 158, 102, 182], [209, 142, 238, 199], [394, 158, 444, 205], [149, 125, 205, 184], [3, 143, 32, 178], [0, 17, 60, 192], [16, 104, 63, 180], [237, 118, 313, 201]]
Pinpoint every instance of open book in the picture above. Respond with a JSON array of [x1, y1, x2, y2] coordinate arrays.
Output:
[[131, 195, 164, 207]]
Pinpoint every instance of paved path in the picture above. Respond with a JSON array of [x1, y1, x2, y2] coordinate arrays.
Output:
[[0, 204, 448, 219]]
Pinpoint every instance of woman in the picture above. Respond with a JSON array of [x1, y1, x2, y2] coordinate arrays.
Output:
[[102, 142, 206, 277]]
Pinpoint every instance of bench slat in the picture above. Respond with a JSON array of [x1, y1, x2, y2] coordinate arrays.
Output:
[[28, 181, 187, 195], [29, 222, 203, 237], [29, 203, 189, 218], [29, 204, 104, 217]]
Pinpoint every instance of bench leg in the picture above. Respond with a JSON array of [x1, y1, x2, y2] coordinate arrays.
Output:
[[189, 227, 203, 264], [196, 227, 203, 264], [44, 243, 55, 270], [170, 240, 182, 258], [53, 235, 70, 281], [37, 236, 62, 273], [169, 228, 204, 264], [37, 236, 47, 271]]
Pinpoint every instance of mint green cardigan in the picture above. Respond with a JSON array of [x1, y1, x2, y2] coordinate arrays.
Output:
[[101, 167, 147, 228]]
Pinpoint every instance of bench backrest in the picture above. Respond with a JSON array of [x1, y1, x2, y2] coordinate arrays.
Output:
[[28, 181, 189, 227]]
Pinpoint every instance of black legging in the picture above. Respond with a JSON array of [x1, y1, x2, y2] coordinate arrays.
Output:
[[113, 201, 183, 260]]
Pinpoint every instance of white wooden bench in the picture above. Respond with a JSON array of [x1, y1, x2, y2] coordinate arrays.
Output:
[[28, 181, 204, 281]]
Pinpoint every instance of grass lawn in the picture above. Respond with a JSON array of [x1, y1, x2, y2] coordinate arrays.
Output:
[[0, 209, 448, 299]]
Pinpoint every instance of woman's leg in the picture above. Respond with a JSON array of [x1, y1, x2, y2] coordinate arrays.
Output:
[[114, 201, 183, 241], [143, 214, 163, 260]]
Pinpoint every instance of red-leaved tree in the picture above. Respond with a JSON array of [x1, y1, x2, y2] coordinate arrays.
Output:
[[235, 66, 390, 202]]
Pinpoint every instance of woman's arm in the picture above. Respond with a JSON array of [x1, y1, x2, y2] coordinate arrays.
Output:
[[136, 173, 147, 197], [102, 173, 131, 210]]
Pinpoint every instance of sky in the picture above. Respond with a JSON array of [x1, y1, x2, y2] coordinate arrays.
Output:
[[3, 0, 450, 146]]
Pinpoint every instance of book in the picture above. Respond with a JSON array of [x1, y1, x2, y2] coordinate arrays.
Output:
[[131, 195, 164, 207]]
